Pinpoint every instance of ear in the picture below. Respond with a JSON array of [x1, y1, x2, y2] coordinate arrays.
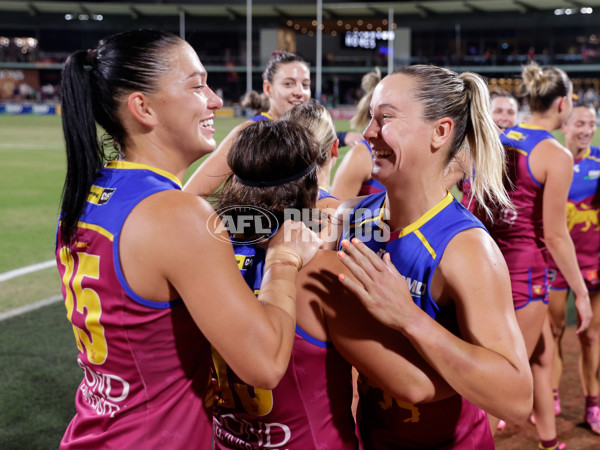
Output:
[[331, 139, 339, 158], [263, 80, 271, 97], [557, 96, 567, 113], [126, 91, 157, 128], [431, 117, 454, 151]]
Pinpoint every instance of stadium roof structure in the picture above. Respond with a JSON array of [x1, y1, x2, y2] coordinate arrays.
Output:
[[3, 0, 600, 98], [1, 0, 599, 20]]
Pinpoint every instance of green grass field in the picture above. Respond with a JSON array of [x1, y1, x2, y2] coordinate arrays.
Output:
[[0, 113, 596, 448]]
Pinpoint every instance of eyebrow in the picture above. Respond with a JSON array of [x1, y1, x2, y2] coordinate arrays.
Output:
[[376, 103, 401, 112], [183, 70, 206, 82], [280, 77, 310, 82]]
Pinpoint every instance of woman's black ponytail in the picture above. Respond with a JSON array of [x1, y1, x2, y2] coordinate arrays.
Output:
[[58, 50, 104, 246]]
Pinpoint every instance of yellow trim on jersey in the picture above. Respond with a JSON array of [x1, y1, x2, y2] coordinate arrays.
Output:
[[399, 191, 454, 238], [577, 147, 600, 163], [350, 196, 388, 230], [77, 221, 114, 241], [580, 147, 591, 159], [260, 112, 274, 120], [318, 185, 330, 192], [414, 229, 437, 259], [518, 122, 547, 131], [105, 160, 182, 188], [506, 146, 527, 157]]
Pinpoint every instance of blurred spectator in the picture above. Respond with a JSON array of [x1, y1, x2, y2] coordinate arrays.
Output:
[[40, 83, 57, 102], [18, 82, 34, 101], [583, 87, 599, 109]]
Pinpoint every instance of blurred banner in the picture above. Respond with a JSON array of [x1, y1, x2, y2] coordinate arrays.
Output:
[[0, 103, 59, 115]]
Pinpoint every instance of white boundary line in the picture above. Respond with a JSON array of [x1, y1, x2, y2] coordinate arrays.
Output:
[[0, 294, 62, 322], [0, 260, 61, 320], [0, 260, 55, 282]]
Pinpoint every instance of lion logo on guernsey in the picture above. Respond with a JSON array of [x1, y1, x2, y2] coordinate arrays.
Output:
[[566, 202, 600, 232]]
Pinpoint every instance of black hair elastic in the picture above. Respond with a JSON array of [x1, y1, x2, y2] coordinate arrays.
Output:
[[235, 161, 317, 188]]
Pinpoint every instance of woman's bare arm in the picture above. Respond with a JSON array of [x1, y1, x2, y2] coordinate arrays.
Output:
[[184, 120, 249, 196], [337, 232, 533, 424], [121, 190, 321, 388], [331, 142, 373, 201], [296, 250, 454, 405], [531, 139, 592, 333]]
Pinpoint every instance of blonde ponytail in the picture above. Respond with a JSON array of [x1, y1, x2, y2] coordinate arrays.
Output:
[[461, 72, 512, 217], [351, 68, 382, 130], [394, 65, 512, 218]]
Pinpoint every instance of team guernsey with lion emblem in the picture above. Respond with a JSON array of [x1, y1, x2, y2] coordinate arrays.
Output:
[[548, 145, 600, 290]]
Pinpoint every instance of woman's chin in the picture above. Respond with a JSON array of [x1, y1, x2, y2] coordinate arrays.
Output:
[[372, 156, 395, 180], [371, 167, 389, 186]]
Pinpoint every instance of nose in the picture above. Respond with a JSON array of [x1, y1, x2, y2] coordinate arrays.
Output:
[[207, 87, 224, 110], [363, 117, 378, 140], [292, 83, 305, 97]]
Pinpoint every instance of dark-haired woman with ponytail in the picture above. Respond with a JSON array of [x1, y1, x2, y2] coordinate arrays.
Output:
[[56, 29, 321, 449]]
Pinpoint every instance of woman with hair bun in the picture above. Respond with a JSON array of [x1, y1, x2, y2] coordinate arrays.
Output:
[[240, 89, 271, 118], [468, 63, 593, 449]]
